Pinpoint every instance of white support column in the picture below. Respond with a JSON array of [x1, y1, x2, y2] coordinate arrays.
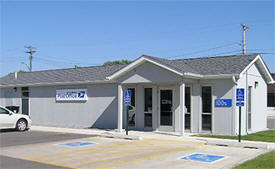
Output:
[[180, 82, 185, 135], [117, 84, 123, 132]]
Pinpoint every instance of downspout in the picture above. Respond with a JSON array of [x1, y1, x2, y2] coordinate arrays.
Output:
[[232, 76, 238, 85]]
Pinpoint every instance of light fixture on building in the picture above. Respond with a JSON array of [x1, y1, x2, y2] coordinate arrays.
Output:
[[255, 81, 258, 88], [13, 87, 17, 92]]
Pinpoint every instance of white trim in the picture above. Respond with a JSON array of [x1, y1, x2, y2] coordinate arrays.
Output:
[[180, 82, 185, 135], [107, 57, 184, 80], [117, 84, 123, 132], [0, 80, 115, 89], [240, 54, 273, 83]]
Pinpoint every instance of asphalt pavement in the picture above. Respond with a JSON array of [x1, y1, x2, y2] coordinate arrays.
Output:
[[0, 155, 68, 169], [0, 130, 96, 169], [0, 130, 96, 147]]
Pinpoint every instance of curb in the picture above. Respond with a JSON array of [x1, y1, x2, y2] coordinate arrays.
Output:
[[102, 132, 143, 140], [192, 137, 275, 150], [30, 127, 142, 141]]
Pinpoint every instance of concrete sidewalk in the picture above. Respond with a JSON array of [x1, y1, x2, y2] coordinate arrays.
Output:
[[31, 125, 275, 150]]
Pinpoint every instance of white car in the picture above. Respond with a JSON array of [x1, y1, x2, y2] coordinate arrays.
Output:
[[0, 106, 31, 131]]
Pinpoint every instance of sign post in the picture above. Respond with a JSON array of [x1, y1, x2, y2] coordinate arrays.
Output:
[[124, 90, 131, 135], [236, 88, 245, 142]]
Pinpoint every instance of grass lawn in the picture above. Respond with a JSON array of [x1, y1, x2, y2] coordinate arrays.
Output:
[[195, 130, 275, 143], [233, 150, 275, 169]]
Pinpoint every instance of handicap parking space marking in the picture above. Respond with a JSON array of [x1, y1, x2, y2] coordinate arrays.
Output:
[[58, 141, 96, 147], [25, 139, 205, 169], [180, 153, 227, 163]]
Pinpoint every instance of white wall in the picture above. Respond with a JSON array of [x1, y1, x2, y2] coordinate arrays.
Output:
[[237, 63, 268, 134]]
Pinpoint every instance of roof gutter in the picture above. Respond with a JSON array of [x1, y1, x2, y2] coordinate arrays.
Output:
[[232, 75, 238, 85], [0, 80, 117, 89], [200, 74, 239, 79]]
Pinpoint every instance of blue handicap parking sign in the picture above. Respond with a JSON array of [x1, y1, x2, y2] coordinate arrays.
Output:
[[59, 142, 95, 147], [236, 101, 244, 107], [236, 88, 245, 107], [125, 90, 131, 106], [236, 88, 245, 101], [181, 153, 225, 163]]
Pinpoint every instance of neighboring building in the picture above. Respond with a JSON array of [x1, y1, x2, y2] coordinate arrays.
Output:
[[268, 73, 275, 107], [0, 54, 273, 136]]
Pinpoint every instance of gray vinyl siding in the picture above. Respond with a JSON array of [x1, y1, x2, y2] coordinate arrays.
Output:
[[199, 79, 235, 135], [0, 88, 22, 114], [118, 61, 182, 84], [29, 83, 118, 129]]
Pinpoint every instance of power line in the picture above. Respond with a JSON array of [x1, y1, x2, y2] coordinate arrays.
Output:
[[166, 42, 240, 59], [34, 56, 101, 67]]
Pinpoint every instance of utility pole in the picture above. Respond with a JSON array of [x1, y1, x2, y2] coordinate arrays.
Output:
[[241, 24, 249, 55], [25, 46, 36, 72]]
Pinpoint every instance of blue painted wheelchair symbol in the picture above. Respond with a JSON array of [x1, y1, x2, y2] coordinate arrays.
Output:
[[181, 153, 225, 163], [59, 142, 95, 147]]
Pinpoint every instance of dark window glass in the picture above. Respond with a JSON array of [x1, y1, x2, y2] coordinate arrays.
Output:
[[268, 93, 275, 107], [202, 87, 212, 113], [185, 87, 191, 113], [160, 90, 173, 126], [22, 92, 29, 97], [202, 114, 211, 130], [0, 108, 9, 114], [127, 88, 135, 108], [185, 114, 191, 129], [22, 87, 29, 91], [144, 88, 152, 112], [144, 114, 152, 127]]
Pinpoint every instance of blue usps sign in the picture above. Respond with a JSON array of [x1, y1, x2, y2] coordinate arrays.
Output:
[[181, 153, 225, 163], [125, 90, 131, 106], [236, 88, 245, 101], [215, 99, 232, 107]]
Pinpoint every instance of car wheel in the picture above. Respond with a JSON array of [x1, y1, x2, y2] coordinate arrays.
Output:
[[16, 119, 27, 131]]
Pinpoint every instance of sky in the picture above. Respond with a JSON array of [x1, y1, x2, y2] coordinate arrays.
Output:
[[1, 1, 274, 77]]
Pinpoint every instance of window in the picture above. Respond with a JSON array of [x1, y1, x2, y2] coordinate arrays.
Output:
[[202, 86, 212, 131], [202, 87, 212, 113], [144, 88, 153, 128], [185, 87, 191, 130], [185, 87, 191, 113], [144, 88, 152, 112], [0, 108, 9, 114], [248, 86, 252, 130]]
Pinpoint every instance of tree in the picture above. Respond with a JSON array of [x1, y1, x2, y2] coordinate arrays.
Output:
[[8, 70, 26, 75], [104, 59, 132, 65]]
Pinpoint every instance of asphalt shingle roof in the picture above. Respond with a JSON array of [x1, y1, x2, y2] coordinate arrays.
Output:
[[0, 54, 258, 86], [142, 54, 257, 75], [0, 64, 127, 86]]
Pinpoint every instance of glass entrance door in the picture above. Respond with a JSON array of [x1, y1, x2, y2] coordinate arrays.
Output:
[[160, 89, 173, 126]]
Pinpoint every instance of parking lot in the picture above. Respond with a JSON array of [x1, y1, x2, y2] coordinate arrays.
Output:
[[0, 130, 267, 169]]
